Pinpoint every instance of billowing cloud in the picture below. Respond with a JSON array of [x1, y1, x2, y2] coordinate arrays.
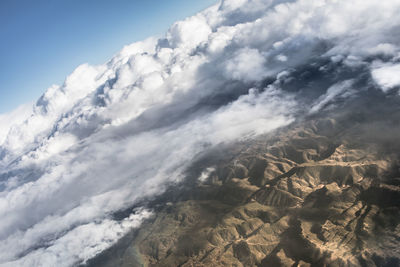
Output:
[[1, 0, 400, 266], [0, 103, 32, 147], [224, 48, 267, 82], [371, 62, 400, 92]]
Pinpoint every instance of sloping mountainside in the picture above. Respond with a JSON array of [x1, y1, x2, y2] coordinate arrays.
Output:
[[88, 103, 400, 267]]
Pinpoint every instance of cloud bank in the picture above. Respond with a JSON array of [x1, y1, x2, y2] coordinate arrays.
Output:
[[1, 0, 400, 265]]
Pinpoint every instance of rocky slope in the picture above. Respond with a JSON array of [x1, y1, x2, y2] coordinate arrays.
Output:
[[87, 107, 400, 267]]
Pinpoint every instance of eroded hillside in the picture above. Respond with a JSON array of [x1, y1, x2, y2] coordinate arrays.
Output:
[[89, 110, 400, 267]]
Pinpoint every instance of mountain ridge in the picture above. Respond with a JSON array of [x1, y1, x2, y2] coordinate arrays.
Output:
[[87, 103, 400, 266]]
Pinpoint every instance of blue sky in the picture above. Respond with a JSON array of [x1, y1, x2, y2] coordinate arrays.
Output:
[[0, 0, 216, 113]]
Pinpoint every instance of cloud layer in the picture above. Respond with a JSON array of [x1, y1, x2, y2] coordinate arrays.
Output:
[[1, 0, 400, 265]]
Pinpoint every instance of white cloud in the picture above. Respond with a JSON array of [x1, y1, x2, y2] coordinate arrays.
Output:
[[166, 14, 212, 51], [1, 209, 152, 267], [310, 80, 355, 114], [0, 103, 33, 146], [198, 167, 216, 182], [224, 48, 267, 82], [1, 0, 400, 265], [371, 62, 400, 92]]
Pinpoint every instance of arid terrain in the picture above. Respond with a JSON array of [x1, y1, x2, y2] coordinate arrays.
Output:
[[89, 102, 400, 267]]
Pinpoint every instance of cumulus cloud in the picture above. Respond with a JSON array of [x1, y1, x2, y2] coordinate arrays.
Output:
[[167, 15, 212, 51], [198, 167, 216, 183], [0, 103, 32, 147], [224, 48, 267, 82], [1, 0, 400, 265], [371, 62, 400, 92]]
